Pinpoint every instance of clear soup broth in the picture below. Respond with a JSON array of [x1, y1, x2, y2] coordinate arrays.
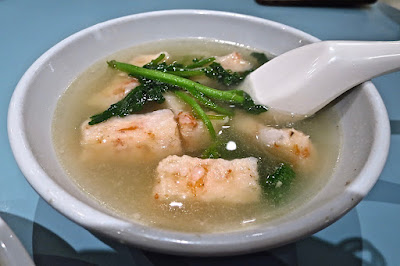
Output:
[[52, 39, 341, 233]]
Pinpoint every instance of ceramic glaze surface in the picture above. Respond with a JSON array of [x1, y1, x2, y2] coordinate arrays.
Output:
[[245, 40, 400, 116]]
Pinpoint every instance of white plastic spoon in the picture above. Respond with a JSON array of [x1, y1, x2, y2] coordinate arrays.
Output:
[[242, 41, 400, 116]]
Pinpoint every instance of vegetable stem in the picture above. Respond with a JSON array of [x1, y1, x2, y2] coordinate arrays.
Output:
[[174, 91, 216, 140], [207, 114, 227, 120], [165, 70, 204, 77], [184, 88, 234, 116], [150, 53, 165, 65]]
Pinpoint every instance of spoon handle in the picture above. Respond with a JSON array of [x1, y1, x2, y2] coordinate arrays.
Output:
[[333, 41, 400, 81]]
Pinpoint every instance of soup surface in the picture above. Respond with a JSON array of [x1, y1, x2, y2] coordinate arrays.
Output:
[[52, 39, 341, 233]]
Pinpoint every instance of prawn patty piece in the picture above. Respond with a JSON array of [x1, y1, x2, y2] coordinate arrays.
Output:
[[80, 109, 183, 163], [153, 155, 260, 203]]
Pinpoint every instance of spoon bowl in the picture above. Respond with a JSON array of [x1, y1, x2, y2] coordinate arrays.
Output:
[[243, 40, 400, 116]]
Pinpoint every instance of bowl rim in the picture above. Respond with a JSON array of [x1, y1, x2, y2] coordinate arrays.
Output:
[[7, 9, 391, 255]]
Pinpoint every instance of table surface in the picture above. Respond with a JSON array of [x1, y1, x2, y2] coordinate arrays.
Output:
[[1, 1, 399, 265]]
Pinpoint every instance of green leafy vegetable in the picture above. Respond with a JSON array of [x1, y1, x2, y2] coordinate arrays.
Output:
[[89, 54, 269, 154], [142, 55, 209, 77], [229, 90, 268, 114], [89, 80, 178, 125], [203, 62, 250, 86], [251, 52, 269, 65], [201, 142, 221, 159], [186, 57, 216, 69], [109, 60, 267, 112], [144, 54, 259, 86], [144, 55, 203, 77], [107, 60, 244, 103], [260, 163, 296, 203]]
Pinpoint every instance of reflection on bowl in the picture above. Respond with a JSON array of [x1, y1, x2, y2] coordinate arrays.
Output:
[[7, 10, 390, 255]]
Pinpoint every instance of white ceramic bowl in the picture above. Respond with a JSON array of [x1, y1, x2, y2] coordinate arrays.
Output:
[[8, 10, 390, 255], [0, 217, 34, 266]]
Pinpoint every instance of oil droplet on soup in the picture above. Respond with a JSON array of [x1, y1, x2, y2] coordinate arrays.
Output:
[[52, 39, 341, 233]]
